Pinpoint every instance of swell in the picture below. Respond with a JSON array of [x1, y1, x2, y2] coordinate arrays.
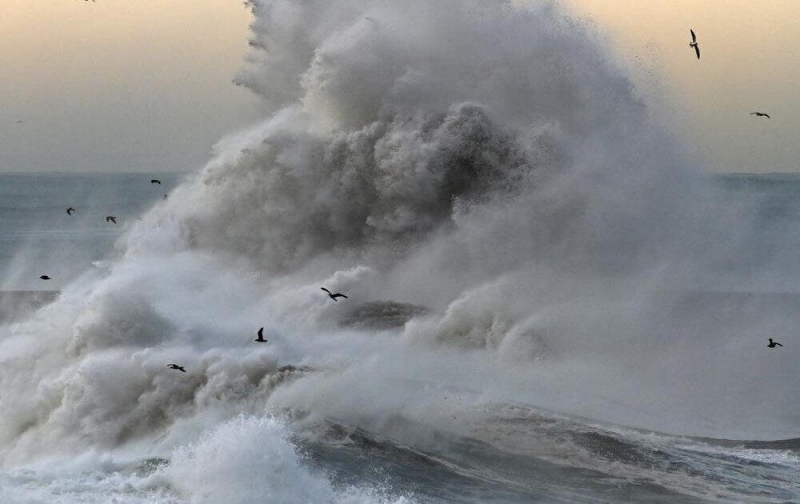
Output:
[[2, 0, 800, 486], [299, 410, 800, 503]]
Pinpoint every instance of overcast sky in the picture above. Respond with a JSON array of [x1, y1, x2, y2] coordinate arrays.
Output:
[[1, 0, 798, 173]]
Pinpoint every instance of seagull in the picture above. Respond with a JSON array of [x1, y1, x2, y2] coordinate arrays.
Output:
[[750, 112, 771, 119], [321, 287, 348, 301], [15, 120, 22, 124], [105, 216, 117, 224], [689, 29, 700, 59], [66, 207, 76, 215], [39, 275, 51, 280], [255, 327, 267, 342], [151, 179, 162, 185], [767, 338, 783, 348], [167, 363, 186, 372]]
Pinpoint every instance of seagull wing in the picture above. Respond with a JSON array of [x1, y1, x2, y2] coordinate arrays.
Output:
[[764, 113, 771, 119], [690, 29, 696, 42], [694, 44, 700, 59]]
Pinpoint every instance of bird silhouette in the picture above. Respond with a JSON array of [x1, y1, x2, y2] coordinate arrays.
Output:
[[105, 216, 117, 224], [750, 112, 771, 119], [689, 29, 700, 59], [167, 363, 186, 372], [255, 327, 267, 342], [66, 207, 76, 215], [39, 275, 51, 280], [151, 179, 162, 185], [768, 338, 783, 348], [321, 287, 348, 301]]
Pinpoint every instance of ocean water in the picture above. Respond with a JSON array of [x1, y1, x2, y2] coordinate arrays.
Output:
[[2, 1, 800, 502], [0, 173, 182, 292]]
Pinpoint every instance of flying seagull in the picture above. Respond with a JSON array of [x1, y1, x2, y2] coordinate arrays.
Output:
[[151, 179, 162, 185], [39, 275, 51, 280], [66, 207, 76, 215], [321, 287, 348, 301], [767, 338, 783, 348], [105, 216, 117, 224], [167, 363, 186, 372], [255, 327, 267, 342], [750, 112, 771, 119], [689, 29, 700, 59]]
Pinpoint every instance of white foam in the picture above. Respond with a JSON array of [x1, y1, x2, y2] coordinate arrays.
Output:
[[3, 0, 800, 492], [156, 415, 410, 504]]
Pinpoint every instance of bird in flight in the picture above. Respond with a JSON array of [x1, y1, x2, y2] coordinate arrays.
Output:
[[167, 363, 186, 372], [750, 112, 771, 119], [39, 275, 51, 280], [105, 216, 117, 224], [767, 338, 783, 348], [321, 287, 348, 301], [151, 179, 162, 185], [689, 29, 700, 59], [15, 120, 22, 124], [255, 327, 267, 342], [66, 207, 76, 215]]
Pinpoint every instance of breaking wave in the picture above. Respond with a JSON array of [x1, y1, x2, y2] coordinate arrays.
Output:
[[2, 0, 800, 501]]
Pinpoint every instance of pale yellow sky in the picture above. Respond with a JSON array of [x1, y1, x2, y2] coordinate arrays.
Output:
[[0, 0, 261, 172], [1, 1, 799, 172], [566, 0, 800, 173]]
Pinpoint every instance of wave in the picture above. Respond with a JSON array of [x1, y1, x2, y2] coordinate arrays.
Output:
[[2, 0, 800, 501]]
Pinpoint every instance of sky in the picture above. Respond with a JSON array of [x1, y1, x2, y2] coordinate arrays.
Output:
[[1, 0, 798, 173], [0, 0, 261, 173], [566, 0, 800, 174]]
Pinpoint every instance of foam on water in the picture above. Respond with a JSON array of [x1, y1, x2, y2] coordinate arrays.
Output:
[[156, 415, 411, 504], [2, 0, 800, 501]]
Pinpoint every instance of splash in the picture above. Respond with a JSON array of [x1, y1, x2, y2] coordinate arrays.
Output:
[[1, 1, 799, 490]]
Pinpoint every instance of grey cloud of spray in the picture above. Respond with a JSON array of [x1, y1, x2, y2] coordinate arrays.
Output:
[[2, 0, 800, 472]]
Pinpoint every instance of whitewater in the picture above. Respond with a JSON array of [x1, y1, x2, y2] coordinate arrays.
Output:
[[1, 0, 799, 502]]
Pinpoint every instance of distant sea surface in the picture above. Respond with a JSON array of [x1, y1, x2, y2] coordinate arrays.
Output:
[[0, 172, 182, 292]]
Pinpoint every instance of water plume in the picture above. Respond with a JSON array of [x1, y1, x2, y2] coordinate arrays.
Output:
[[2, 3, 800, 497]]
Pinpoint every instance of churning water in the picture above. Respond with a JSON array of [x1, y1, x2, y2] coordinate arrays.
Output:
[[1, 1, 799, 502]]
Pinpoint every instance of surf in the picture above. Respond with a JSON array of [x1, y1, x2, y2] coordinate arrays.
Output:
[[1, 0, 800, 502]]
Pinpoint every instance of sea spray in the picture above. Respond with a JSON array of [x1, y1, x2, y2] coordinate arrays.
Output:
[[1, 1, 800, 502], [158, 415, 411, 504]]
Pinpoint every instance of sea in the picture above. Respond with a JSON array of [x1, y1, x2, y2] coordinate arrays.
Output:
[[2, 0, 800, 502]]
